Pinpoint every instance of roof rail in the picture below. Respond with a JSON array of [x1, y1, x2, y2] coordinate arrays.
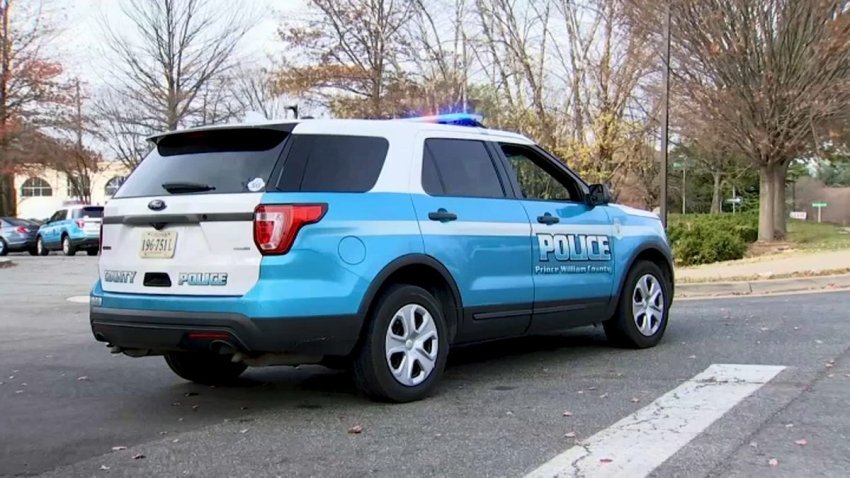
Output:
[[403, 113, 485, 127]]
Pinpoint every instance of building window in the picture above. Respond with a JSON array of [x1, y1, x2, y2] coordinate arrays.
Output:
[[105, 176, 126, 196], [21, 177, 53, 197]]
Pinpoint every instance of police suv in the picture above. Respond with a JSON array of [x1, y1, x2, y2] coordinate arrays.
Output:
[[91, 114, 673, 402]]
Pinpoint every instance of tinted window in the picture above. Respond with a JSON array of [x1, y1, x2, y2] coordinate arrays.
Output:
[[500, 144, 579, 201], [276, 135, 388, 192], [50, 210, 67, 222], [115, 129, 288, 198], [72, 207, 104, 219], [422, 139, 504, 198], [2, 218, 29, 227]]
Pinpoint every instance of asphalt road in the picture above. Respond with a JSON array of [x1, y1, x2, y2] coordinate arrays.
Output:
[[1, 254, 849, 477]]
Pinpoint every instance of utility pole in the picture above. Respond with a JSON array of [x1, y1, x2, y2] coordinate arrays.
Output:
[[681, 163, 686, 214], [659, 3, 671, 228]]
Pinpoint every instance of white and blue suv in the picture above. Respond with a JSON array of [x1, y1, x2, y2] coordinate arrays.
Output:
[[91, 114, 673, 402]]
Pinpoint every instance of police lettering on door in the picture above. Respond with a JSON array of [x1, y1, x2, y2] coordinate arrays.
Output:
[[536, 233, 612, 274]]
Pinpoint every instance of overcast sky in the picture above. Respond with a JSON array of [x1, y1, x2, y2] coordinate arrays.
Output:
[[54, 0, 309, 86]]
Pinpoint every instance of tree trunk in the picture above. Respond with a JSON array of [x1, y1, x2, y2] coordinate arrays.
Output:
[[710, 172, 722, 214], [758, 164, 776, 241], [0, 174, 15, 217], [773, 162, 788, 239]]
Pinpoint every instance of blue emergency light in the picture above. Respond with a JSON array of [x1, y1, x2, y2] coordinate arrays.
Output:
[[403, 113, 485, 127]]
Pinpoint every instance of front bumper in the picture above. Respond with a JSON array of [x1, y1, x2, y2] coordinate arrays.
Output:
[[90, 306, 363, 356]]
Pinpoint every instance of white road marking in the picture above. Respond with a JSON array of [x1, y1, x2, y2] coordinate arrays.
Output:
[[525, 364, 786, 478], [66, 296, 90, 304]]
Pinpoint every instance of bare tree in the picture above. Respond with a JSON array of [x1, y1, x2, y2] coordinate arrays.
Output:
[[50, 79, 101, 204], [98, 0, 256, 170], [645, 0, 850, 240]]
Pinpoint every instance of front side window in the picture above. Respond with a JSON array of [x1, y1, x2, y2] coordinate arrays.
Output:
[[422, 138, 505, 198], [50, 210, 67, 222], [500, 144, 580, 202]]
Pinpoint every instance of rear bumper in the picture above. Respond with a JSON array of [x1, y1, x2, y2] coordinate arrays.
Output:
[[5, 236, 36, 251], [90, 306, 363, 356], [70, 236, 99, 249]]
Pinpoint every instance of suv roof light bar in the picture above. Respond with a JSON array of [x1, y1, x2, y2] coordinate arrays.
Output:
[[403, 113, 484, 127]]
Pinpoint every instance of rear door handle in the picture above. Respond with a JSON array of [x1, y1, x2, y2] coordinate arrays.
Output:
[[428, 209, 458, 222], [537, 213, 559, 225]]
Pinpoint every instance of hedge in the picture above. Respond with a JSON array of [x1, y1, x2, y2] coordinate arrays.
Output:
[[667, 212, 758, 266]]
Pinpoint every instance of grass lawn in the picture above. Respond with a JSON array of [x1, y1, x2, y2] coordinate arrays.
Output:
[[787, 220, 850, 251]]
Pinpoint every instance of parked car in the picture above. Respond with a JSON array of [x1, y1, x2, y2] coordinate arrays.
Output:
[[90, 114, 673, 402], [0, 217, 40, 255], [36, 206, 104, 256]]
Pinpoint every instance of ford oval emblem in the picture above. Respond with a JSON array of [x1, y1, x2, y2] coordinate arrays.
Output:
[[148, 199, 167, 211]]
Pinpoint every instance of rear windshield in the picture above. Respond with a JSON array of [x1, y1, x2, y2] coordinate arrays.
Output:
[[72, 207, 104, 219], [275, 134, 388, 193], [3, 218, 30, 226], [115, 128, 289, 198]]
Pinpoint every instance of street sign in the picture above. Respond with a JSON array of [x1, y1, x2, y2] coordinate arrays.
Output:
[[726, 197, 743, 204], [812, 201, 828, 223], [671, 161, 684, 170], [790, 211, 807, 220]]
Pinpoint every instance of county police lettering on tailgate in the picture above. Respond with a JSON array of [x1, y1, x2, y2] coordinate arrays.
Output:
[[536, 233, 613, 274], [178, 272, 228, 286]]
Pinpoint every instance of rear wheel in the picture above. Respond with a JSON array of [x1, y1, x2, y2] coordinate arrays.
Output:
[[0, 239, 7, 256], [352, 284, 448, 402], [604, 260, 670, 348], [164, 352, 247, 386], [36, 237, 49, 256], [62, 235, 76, 256], [28, 246, 38, 256]]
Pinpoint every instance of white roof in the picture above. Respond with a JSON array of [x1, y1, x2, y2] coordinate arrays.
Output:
[[147, 118, 533, 145]]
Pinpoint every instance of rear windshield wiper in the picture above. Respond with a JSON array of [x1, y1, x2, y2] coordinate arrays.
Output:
[[161, 182, 217, 194]]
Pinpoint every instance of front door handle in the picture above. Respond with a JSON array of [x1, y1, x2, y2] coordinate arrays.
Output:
[[537, 213, 559, 225], [428, 209, 458, 222]]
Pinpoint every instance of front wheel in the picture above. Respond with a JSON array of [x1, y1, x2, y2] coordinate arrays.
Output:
[[164, 352, 247, 386], [62, 236, 76, 256], [352, 284, 449, 402], [36, 237, 49, 256], [604, 261, 670, 348]]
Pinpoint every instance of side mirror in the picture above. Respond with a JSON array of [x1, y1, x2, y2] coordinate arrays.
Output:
[[587, 183, 612, 206]]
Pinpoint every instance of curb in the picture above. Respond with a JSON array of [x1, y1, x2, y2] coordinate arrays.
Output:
[[676, 274, 850, 298]]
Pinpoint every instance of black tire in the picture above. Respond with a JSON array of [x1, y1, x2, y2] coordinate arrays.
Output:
[[62, 235, 76, 256], [36, 236, 49, 256], [604, 260, 671, 348], [86, 249, 98, 256], [164, 352, 247, 386], [0, 239, 7, 256], [28, 247, 38, 256], [352, 284, 449, 403]]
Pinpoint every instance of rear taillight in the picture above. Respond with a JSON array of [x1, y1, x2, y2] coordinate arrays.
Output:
[[75, 219, 85, 228], [253, 204, 327, 255], [14, 226, 27, 234]]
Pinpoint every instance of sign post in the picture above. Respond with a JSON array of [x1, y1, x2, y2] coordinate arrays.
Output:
[[726, 196, 742, 214], [812, 202, 828, 223]]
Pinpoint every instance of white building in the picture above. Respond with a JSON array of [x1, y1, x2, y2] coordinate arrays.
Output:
[[14, 162, 132, 220]]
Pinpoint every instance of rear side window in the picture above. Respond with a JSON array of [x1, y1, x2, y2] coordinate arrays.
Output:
[[422, 139, 505, 198], [72, 207, 104, 219], [115, 129, 289, 198], [275, 135, 388, 192]]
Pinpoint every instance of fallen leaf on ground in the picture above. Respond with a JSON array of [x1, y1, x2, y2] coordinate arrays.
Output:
[[184, 392, 199, 397], [172, 439, 180, 443], [760, 327, 769, 332], [15, 390, 23, 394], [577, 390, 584, 394], [111, 446, 127, 451], [688, 355, 697, 359], [825, 363, 834, 368], [506, 411, 514, 416], [564, 432, 577, 438], [793, 326, 800, 331], [630, 397, 640, 403], [100, 465, 110, 471], [192, 405, 199, 411], [77, 376, 88, 381], [171, 401, 181, 406], [785, 423, 794, 428], [795, 439, 807, 446], [599, 393, 608, 399], [600, 458, 613, 464], [588, 386, 597, 391], [768, 458, 779, 467], [749, 442, 758, 448], [133, 454, 145, 460], [348, 425, 363, 434], [815, 340, 824, 344], [240, 428, 249, 434], [562, 411, 573, 417]]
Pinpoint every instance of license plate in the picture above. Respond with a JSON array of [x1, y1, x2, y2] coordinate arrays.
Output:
[[140, 231, 177, 258]]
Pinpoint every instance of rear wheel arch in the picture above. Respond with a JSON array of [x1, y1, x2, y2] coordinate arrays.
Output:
[[357, 255, 463, 345]]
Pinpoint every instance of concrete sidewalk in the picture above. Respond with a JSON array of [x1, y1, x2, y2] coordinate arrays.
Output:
[[676, 249, 850, 282]]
